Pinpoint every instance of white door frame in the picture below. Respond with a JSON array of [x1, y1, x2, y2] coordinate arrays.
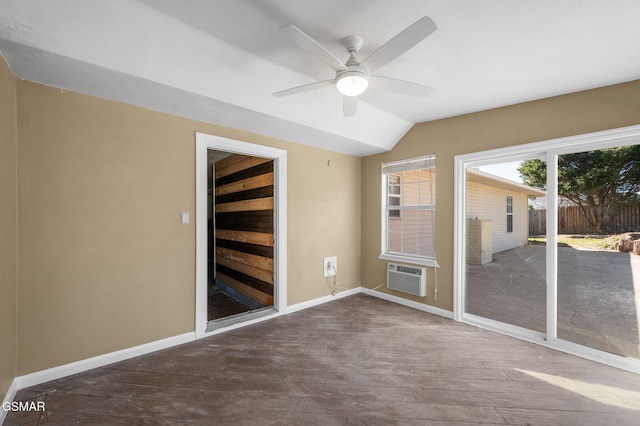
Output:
[[195, 132, 287, 338]]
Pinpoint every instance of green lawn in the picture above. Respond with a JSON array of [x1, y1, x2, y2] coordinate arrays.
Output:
[[528, 234, 626, 251]]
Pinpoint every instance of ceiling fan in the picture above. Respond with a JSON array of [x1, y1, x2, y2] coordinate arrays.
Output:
[[273, 16, 437, 117]]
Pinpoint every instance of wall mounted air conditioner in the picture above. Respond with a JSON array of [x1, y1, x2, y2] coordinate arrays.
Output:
[[387, 263, 426, 297]]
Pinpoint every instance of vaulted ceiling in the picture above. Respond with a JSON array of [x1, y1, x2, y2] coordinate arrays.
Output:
[[1, 0, 639, 156]]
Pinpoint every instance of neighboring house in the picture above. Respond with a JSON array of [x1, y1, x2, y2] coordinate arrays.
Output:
[[466, 168, 546, 261]]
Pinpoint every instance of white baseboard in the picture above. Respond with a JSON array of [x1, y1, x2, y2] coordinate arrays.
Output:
[[361, 288, 454, 319], [286, 287, 362, 314], [1, 378, 18, 424], [15, 332, 195, 390]]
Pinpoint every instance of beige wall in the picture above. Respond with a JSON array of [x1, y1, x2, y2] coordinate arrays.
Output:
[[16, 81, 361, 375], [362, 80, 640, 311], [0, 57, 18, 399], [286, 145, 361, 303]]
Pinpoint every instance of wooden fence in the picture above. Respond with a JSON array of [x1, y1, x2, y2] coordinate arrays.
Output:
[[529, 203, 640, 235]]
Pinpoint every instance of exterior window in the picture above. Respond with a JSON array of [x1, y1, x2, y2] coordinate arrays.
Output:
[[388, 174, 401, 218], [506, 195, 513, 233], [382, 156, 436, 262]]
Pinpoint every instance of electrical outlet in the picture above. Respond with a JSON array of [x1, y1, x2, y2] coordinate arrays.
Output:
[[323, 256, 337, 277]]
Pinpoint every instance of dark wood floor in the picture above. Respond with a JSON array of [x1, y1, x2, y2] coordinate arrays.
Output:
[[207, 287, 252, 321], [6, 294, 640, 425]]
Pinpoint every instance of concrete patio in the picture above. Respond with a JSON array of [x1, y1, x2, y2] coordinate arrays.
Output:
[[466, 244, 640, 359]]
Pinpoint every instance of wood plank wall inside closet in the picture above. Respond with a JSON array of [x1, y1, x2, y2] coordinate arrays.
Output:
[[214, 154, 274, 307]]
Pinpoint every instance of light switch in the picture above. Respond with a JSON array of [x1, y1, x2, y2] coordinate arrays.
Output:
[[180, 212, 189, 224]]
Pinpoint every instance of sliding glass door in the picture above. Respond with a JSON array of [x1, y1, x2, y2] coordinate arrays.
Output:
[[456, 125, 640, 372], [555, 146, 640, 360], [464, 158, 547, 335]]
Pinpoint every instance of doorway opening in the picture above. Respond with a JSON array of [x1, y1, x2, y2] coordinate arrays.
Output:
[[196, 133, 287, 337], [207, 150, 275, 322]]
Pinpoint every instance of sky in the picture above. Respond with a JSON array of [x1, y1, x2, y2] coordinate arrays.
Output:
[[477, 161, 523, 183]]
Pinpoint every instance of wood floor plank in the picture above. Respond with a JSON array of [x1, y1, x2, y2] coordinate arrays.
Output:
[[497, 407, 640, 426], [6, 294, 640, 425], [413, 388, 629, 414]]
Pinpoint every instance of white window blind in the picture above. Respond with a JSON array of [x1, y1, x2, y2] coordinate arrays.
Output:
[[382, 155, 436, 262]]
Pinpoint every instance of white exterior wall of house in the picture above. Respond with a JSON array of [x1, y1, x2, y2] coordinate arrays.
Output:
[[466, 180, 530, 254]]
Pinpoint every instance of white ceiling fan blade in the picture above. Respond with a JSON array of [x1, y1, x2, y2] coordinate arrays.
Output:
[[280, 25, 348, 72], [362, 16, 437, 72], [343, 95, 357, 117], [369, 75, 433, 97], [273, 79, 334, 97]]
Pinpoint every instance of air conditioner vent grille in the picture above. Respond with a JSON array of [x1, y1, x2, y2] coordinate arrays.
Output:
[[396, 265, 423, 275]]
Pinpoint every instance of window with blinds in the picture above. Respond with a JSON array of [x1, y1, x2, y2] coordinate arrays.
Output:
[[382, 155, 436, 261]]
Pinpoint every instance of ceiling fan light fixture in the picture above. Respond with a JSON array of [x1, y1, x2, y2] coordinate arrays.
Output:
[[336, 71, 369, 97]]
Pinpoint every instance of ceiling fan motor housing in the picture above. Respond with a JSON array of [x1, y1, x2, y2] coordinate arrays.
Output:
[[336, 36, 369, 96]]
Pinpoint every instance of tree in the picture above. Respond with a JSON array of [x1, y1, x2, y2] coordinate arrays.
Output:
[[518, 145, 640, 234]]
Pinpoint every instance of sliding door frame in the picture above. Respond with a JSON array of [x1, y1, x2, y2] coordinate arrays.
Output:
[[454, 124, 640, 373]]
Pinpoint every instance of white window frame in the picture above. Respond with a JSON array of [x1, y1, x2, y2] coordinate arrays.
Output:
[[454, 124, 640, 374], [506, 195, 513, 233], [380, 155, 439, 268]]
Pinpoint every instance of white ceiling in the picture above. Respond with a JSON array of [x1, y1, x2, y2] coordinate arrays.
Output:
[[1, 0, 639, 156]]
